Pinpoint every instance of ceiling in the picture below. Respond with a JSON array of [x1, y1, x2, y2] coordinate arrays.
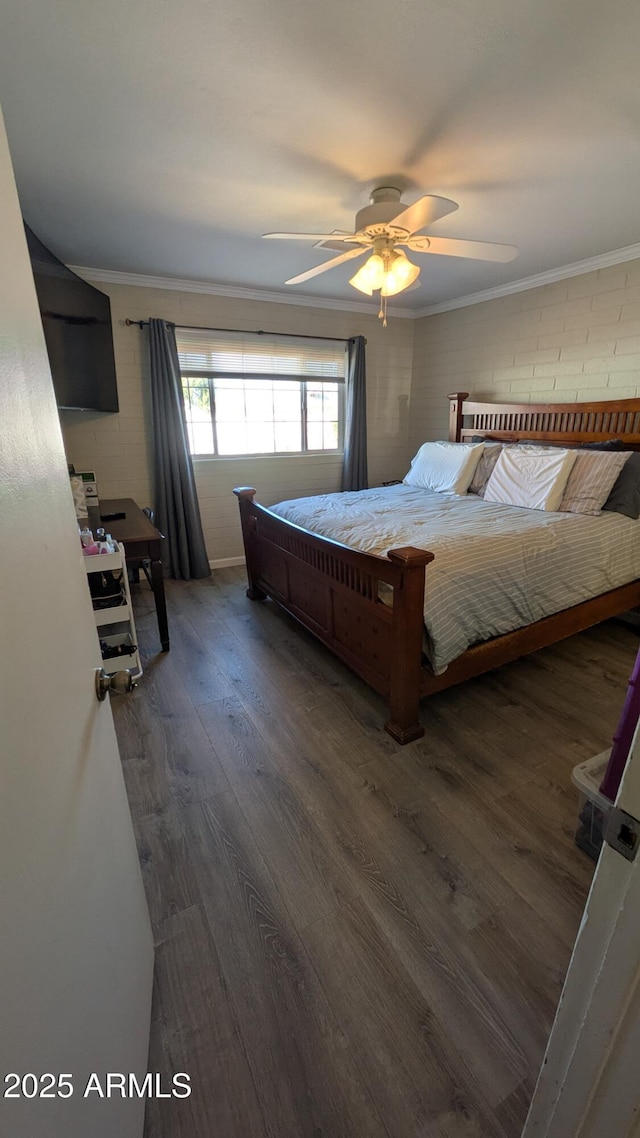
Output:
[[1, 0, 640, 311]]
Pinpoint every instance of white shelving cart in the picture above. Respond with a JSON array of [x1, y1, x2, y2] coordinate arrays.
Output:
[[84, 542, 142, 678]]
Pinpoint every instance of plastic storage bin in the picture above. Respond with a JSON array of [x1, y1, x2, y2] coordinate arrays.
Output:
[[571, 749, 612, 861]]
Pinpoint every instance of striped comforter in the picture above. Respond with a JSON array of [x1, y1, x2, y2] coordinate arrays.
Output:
[[270, 484, 640, 674]]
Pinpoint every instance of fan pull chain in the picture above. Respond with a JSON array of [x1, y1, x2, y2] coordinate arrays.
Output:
[[379, 256, 388, 326], [378, 255, 389, 327]]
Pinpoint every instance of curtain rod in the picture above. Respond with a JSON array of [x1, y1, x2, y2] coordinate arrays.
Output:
[[124, 318, 361, 345]]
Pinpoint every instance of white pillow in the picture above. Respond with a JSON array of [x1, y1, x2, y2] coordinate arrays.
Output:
[[484, 447, 578, 511], [403, 441, 485, 494]]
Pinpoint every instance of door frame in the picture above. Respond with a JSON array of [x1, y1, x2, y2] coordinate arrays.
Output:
[[523, 723, 640, 1137]]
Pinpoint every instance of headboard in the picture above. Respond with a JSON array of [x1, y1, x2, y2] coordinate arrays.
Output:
[[448, 391, 640, 449]]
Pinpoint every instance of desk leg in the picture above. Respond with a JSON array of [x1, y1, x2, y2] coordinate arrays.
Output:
[[150, 558, 170, 651]]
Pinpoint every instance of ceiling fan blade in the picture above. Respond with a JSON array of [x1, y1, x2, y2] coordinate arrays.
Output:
[[263, 231, 358, 242], [408, 235, 518, 262], [285, 246, 367, 285], [389, 195, 459, 235], [315, 238, 366, 252]]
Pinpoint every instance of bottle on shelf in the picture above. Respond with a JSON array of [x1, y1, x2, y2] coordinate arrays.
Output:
[[80, 526, 100, 556], [89, 528, 118, 554]]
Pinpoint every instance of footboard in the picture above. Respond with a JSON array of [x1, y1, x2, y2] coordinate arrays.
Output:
[[234, 488, 434, 743]]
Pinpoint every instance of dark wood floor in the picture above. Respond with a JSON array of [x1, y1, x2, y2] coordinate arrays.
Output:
[[112, 570, 638, 1138]]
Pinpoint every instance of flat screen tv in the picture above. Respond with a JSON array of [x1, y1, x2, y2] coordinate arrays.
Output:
[[25, 224, 119, 412]]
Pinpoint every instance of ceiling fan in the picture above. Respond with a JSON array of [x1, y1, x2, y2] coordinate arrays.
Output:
[[263, 186, 518, 322]]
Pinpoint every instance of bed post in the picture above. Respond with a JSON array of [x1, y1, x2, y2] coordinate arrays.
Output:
[[448, 391, 470, 442], [384, 546, 435, 745], [233, 487, 267, 600]]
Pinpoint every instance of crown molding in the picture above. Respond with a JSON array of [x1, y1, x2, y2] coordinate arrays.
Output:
[[67, 266, 415, 319], [69, 239, 640, 322], [414, 241, 640, 317]]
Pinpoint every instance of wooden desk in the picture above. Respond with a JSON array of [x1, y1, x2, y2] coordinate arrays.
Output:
[[89, 497, 170, 652]]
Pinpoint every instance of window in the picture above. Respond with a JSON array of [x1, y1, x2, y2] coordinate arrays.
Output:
[[176, 328, 346, 457]]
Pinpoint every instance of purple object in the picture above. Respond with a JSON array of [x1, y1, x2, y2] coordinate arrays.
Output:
[[600, 646, 640, 801]]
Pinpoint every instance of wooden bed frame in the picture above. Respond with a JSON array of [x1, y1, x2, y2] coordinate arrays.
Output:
[[234, 393, 640, 744]]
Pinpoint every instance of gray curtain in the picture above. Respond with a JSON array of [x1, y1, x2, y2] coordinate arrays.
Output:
[[341, 335, 368, 491], [148, 318, 211, 580]]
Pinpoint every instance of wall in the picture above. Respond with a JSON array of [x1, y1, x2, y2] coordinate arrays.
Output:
[[60, 284, 414, 563], [410, 259, 640, 449]]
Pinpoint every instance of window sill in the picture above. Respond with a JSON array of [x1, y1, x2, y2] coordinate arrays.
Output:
[[192, 451, 344, 463]]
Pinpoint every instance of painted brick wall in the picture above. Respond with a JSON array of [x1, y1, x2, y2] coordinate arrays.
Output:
[[60, 283, 414, 562], [410, 258, 640, 450]]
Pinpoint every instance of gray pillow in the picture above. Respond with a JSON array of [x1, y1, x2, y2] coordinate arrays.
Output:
[[581, 439, 626, 451], [559, 451, 630, 515], [468, 443, 503, 496], [602, 451, 640, 519]]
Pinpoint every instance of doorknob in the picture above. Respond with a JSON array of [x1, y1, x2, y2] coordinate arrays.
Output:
[[95, 667, 138, 702]]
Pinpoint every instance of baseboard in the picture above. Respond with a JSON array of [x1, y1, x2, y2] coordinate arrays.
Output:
[[209, 556, 246, 569]]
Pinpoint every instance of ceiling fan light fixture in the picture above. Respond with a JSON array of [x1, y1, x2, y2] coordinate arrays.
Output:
[[348, 253, 385, 295], [349, 248, 420, 300], [381, 250, 420, 296]]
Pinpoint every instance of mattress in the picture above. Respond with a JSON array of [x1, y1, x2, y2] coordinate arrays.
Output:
[[270, 484, 640, 674]]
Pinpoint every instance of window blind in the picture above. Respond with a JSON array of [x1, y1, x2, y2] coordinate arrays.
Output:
[[176, 328, 346, 383]]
